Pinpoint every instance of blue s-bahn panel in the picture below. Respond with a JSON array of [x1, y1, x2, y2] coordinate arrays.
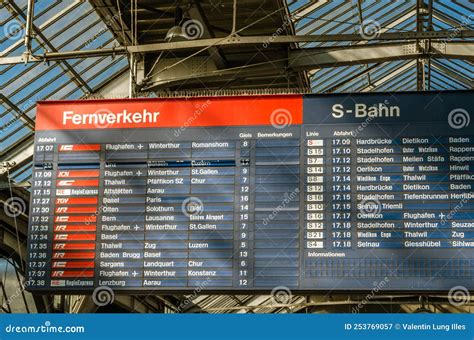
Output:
[[27, 91, 473, 292]]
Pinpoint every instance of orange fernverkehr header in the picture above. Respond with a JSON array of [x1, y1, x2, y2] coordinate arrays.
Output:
[[35, 95, 303, 131]]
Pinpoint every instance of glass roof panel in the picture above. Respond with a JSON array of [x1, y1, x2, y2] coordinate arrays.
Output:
[[288, 0, 472, 94], [1, 0, 472, 184], [0, 0, 128, 184]]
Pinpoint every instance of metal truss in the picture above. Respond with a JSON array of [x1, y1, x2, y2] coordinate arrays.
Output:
[[1, 30, 473, 66]]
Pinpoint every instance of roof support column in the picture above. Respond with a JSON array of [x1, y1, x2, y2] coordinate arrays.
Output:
[[23, 0, 34, 60], [416, 0, 432, 91]]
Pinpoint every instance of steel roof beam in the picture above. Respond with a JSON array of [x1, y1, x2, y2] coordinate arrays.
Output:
[[188, 2, 227, 69], [323, 64, 380, 93], [0, 94, 35, 131], [2, 41, 470, 93], [127, 30, 474, 54], [0, 1, 82, 57], [133, 40, 472, 91], [431, 60, 473, 88], [289, 41, 473, 71], [6, 1, 93, 93], [291, 1, 326, 20], [359, 60, 416, 92], [416, 0, 426, 90], [433, 41, 474, 59], [1, 30, 474, 65], [88, 0, 134, 46]]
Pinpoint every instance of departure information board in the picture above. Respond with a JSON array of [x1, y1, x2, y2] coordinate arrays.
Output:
[[27, 91, 473, 293]]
